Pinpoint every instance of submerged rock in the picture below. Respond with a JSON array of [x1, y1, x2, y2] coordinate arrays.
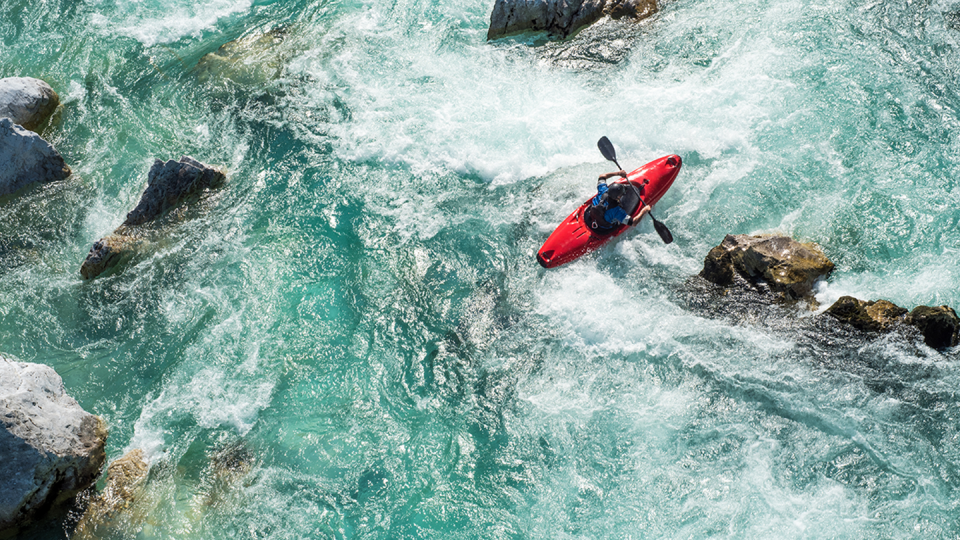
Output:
[[0, 77, 59, 132], [194, 26, 291, 89], [80, 156, 225, 280], [905, 305, 959, 349], [487, 0, 658, 40], [0, 355, 107, 535], [700, 234, 835, 302], [825, 296, 908, 332], [0, 118, 71, 197], [71, 449, 149, 540]]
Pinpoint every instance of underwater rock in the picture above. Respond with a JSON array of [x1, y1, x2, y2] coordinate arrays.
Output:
[[0, 118, 71, 197], [825, 296, 908, 332], [904, 305, 959, 349], [0, 77, 59, 132], [0, 355, 107, 535], [487, 0, 657, 40], [194, 26, 290, 89], [71, 449, 149, 540], [700, 234, 835, 301], [80, 157, 225, 280]]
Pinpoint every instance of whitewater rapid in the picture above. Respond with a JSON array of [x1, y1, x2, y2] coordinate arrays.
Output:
[[3, 0, 960, 536]]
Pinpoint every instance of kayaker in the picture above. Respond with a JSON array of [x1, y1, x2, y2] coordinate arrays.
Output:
[[586, 170, 653, 230]]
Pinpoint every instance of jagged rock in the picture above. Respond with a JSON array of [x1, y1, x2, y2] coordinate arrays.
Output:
[[79, 234, 142, 280], [0, 355, 107, 535], [71, 449, 149, 540], [825, 296, 908, 332], [0, 77, 59, 132], [79, 157, 225, 280], [700, 234, 835, 301], [123, 157, 225, 226], [0, 118, 71, 197], [905, 305, 960, 349], [487, 0, 658, 40]]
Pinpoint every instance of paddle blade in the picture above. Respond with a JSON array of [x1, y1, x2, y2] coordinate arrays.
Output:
[[652, 218, 674, 244], [597, 136, 617, 163]]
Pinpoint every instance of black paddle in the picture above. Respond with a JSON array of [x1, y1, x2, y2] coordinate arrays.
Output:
[[597, 136, 673, 244]]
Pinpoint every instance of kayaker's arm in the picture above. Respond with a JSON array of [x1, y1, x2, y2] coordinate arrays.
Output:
[[628, 204, 653, 226], [597, 170, 627, 183]]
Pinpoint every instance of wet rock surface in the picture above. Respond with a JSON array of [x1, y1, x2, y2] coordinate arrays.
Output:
[[123, 156, 226, 227], [0, 118, 71, 197], [80, 156, 225, 280], [700, 234, 835, 302], [0, 77, 59, 132], [905, 305, 960, 349], [824, 297, 958, 350], [825, 296, 908, 332], [71, 449, 149, 540], [0, 355, 107, 535], [487, 0, 658, 40]]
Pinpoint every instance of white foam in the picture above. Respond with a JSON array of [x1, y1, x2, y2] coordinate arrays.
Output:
[[88, 0, 252, 47]]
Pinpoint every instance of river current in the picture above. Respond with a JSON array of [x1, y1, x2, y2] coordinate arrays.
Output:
[[3, 0, 960, 537]]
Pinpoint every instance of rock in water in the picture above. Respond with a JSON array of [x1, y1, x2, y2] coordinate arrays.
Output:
[[79, 156, 225, 280], [905, 306, 960, 349], [194, 27, 290, 88], [487, 0, 657, 40], [700, 234, 835, 301], [0, 77, 59, 132], [0, 118, 71, 197], [79, 235, 142, 281], [72, 449, 149, 540], [123, 157, 226, 226], [0, 355, 107, 535], [825, 296, 908, 332]]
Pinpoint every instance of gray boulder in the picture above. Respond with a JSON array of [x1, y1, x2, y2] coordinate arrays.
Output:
[[80, 156, 225, 280], [700, 234, 835, 302], [0, 118, 71, 197], [0, 355, 107, 535], [487, 0, 657, 40], [123, 156, 225, 226], [0, 77, 59, 132]]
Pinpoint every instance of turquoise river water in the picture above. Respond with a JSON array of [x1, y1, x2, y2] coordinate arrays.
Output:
[[3, 0, 960, 537]]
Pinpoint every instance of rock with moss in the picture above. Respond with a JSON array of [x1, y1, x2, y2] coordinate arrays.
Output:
[[0, 355, 107, 535], [825, 296, 908, 332], [80, 157, 225, 280], [905, 305, 959, 349], [71, 449, 149, 540], [700, 234, 835, 302], [487, 0, 658, 40], [0, 118, 71, 197], [0, 77, 59, 132]]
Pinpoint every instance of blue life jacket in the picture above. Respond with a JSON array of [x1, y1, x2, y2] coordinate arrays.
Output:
[[587, 183, 629, 230]]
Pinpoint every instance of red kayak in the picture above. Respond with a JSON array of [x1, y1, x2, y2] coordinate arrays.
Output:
[[537, 154, 682, 268]]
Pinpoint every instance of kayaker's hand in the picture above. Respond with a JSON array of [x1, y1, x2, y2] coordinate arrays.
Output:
[[618, 170, 627, 178]]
